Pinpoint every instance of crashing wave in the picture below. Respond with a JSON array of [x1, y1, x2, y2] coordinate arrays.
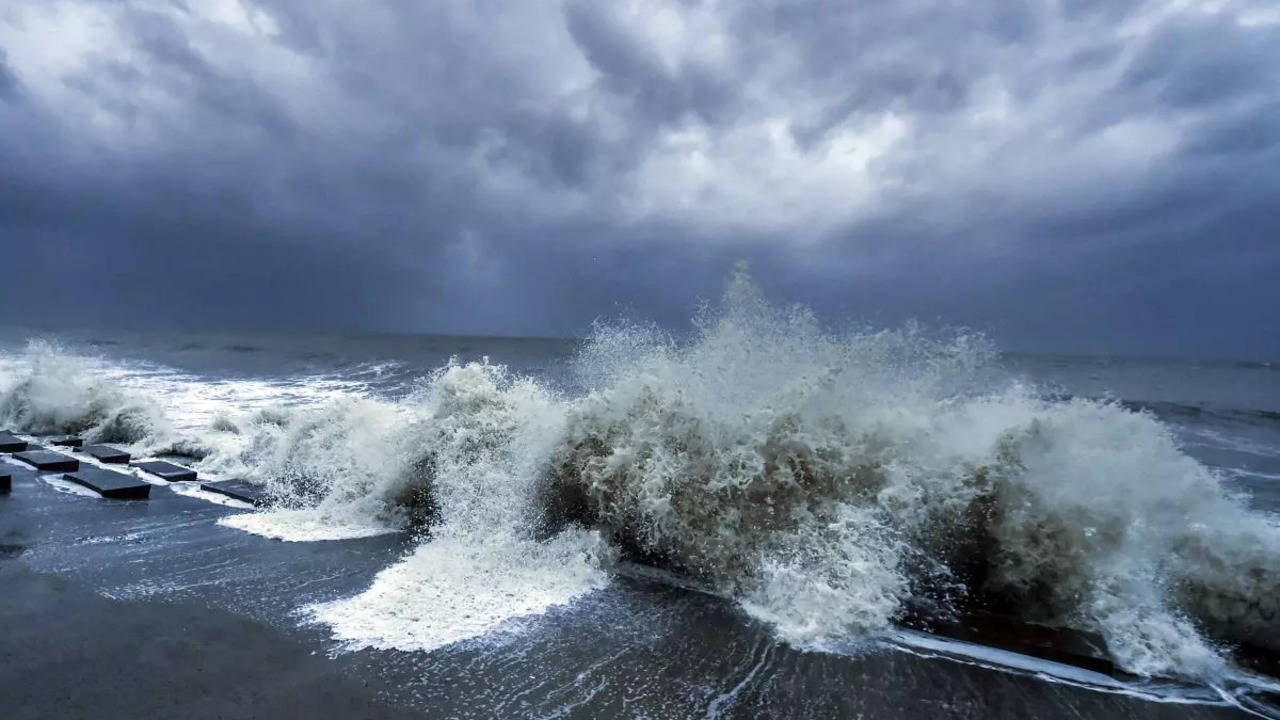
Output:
[[3, 271, 1276, 685], [209, 360, 610, 649], [533, 268, 1278, 681], [208, 361, 567, 532], [0, 340, 173, 447]]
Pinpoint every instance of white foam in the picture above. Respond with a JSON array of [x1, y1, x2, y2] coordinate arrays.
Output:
[[551, 267, 1280, 683], [219, 508, 396, 542], [309, 530, 608, 653], [1225, 467, 1280, 482], [74, 532, 146, 545], [40, 475, 102, 498], [885, 630, 1226, 705], [0, 339, 376, 463], [0, 340, 174, 448]]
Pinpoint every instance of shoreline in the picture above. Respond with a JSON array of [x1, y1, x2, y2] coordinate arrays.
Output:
[[0, 441, 1271, 718]]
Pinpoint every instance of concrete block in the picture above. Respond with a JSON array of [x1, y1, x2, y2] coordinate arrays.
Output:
[[0, 431, 28, 453], [131, 461, 196, 482], [14, 449, 80, 473], [200, 479, 266, 506], [0, 473, 9, 493], [83, 445, 131, 464], [51, 436, 85, 448], [64, 467, 151, 499]]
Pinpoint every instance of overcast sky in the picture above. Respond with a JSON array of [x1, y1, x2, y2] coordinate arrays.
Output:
[[1, 0, 1277, 358]]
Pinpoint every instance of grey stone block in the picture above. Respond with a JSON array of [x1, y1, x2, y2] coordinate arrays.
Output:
[[200, 479, 266, 506], [131, 461, 196, 482], [14, 449, 80, 472], [0, 431, 28, 453], [83, 445, 131, 464], [64, 467, 152, 499]]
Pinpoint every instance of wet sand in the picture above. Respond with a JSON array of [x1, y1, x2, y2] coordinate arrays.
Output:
[[0, 560, 420, 720]]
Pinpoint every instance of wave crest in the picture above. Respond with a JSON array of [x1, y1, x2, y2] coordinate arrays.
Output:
[[0, 340, 172, 446]]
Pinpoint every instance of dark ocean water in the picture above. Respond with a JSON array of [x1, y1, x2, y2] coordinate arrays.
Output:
[[1, 322, 1278, 718]]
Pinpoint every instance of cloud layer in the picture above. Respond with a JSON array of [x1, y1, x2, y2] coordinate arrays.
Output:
[[1, 0, 1277, 357]]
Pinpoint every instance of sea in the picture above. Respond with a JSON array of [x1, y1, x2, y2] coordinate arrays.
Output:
[[1, 275, 1277, 718]]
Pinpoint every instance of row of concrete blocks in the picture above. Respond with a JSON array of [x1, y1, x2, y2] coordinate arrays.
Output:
[[0, 431, 262, 505]]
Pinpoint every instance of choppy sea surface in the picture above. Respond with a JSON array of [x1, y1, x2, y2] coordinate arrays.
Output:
[[1, 275, 1277, 718]]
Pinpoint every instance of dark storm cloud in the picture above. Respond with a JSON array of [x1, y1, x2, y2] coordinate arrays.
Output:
[[1122, 14, 1279, 109], [0, 0, 1277, 358], [118, 9, 297, 135], [0, 50, 20, 101], [563, 1, 740, 128]]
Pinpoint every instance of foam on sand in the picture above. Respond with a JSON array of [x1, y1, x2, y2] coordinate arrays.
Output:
[[309, 530, 607, 653], [40, 475, 104, 498], [220, 508, 397, 542]]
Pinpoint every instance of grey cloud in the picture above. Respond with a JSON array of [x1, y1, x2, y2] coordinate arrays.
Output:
[[1058, 0, 1145, 22], [740, 3, 987, 112], [986, 3, 1042, 44], [118, 9, 296, 135], [0, 49, 20, 101], [0, 0, 1277, 359], [1123, 15, 1280, 109], [564, 1, 739, 128], [1184, 100, 1280, 156]]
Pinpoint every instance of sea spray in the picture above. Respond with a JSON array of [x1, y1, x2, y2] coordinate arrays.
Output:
[[304, 361, 608, 651], [212, 396, 410, 539], [213, 361, 566, 534], [537, 271, 1001, 641], [0, 340, 173, 447], [210, 360, 610, 647], [538, 268, 1279, 680]]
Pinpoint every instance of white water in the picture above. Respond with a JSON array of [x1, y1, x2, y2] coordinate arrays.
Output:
[[1, 270, 1276, 691], [310, 532, 608, 653], [216, 361, 610, 649], [0, 339, 369, 455], [39, 475, 105, 498], [538, 271, 1278, 685]]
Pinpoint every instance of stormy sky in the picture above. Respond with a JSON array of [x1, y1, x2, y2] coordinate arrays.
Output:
[[1, 0, 1277, 358]]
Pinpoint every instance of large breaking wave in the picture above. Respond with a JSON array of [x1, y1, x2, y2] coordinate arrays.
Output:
[[537, 271, 1277, 682], [1, 270, 1276, 685]]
